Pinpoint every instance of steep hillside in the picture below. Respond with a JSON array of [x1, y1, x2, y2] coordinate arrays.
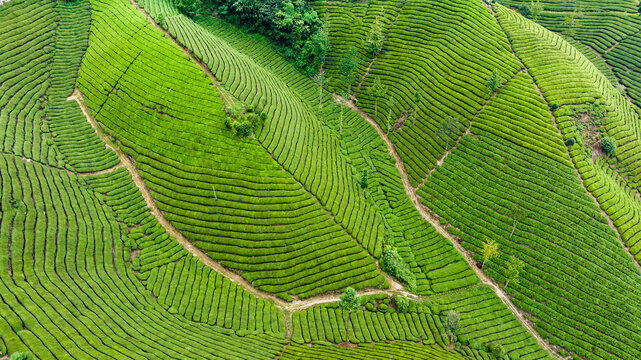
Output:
[[1, 0, 640, 358]]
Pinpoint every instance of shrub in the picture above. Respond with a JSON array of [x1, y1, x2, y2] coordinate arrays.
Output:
[[365, 302, 375, 311], [601, 136, 616, 155], [565, 138, 575, 146], [380, 245, 416, 290], [231, 120, 252, 137], [394, 295, 409, 313], [444, 310, 460, 342], [518, 1, 531, 18], [339, 287, 361, 312], [550, 103, 559, 111], [377, 303, 388, 312], [10, 352, 34, 360], [488, 342, 506, 358]]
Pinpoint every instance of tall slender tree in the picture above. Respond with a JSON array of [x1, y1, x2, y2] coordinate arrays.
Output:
[[369, 76, 387, 116], [504, 257, 524, 288], [386, 96, 396, 135], [313, 70, 330, 113], [481, 239, 500, 268], [340, 47, 360, 94], [364, 16, 385, 56]]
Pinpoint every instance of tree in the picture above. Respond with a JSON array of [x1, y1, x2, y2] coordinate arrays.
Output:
[[601, 136, 617, 155], [298, 26, 329, 76], [509, 205, 526, 236], [364, 16, 385, 56], [368, 76, 387, 116], [436, 116, 460, 150], [481, 239, 500, 268], [444, 310, 460, 342], [381, 245, 416, 290], [313, 70, 330, 113], [339, 47, 360, 93], [562, 11, 581, 37], [386, 96, 396, 135], [504, 257, 525, 288], [176, 0, 198, 18], [339, 287, 361, 311], [486, 69, 501, 94], [358, 169, 369, 195], [529, 0, 543, 20]]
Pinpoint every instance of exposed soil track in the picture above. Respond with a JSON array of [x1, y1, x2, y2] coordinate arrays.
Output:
[[333, 91, 560, 358]]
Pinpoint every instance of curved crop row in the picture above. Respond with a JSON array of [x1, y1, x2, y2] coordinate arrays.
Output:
[[497, 5, 641, 265], [0, 153, 284, 359], [0, 0, 58, 166], [77, 0, 385, 299], [419, 129, 641, 359], [291, 304, 444, 346], [604, 31, 641, 109], [436, 286, 550, 360], [501, 0, 638, 12], [354, 0, 521, 186], [86, 168, 286, 336], [138, 0, 485, 297], [281, 341, 464, 360]]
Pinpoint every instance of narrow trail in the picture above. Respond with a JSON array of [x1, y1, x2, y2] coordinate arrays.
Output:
[[69, 82, 417, 315], [334, 92, 560, 359], [131, 0, 408, 292], [77, 163, 124, 176], [353, 0, 407, 98], [58, 0, 430, 337]]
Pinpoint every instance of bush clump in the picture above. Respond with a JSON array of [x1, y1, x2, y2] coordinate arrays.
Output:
[[224, 105, 266, 137], [380, 245, 416, 291], [565, 138, 575, 146], [10, 352, 34, 360], [201, 0, 328, 76], [394, 295, 409, 313], [601, 136, 616, 155], [488, 342, 506, 359]]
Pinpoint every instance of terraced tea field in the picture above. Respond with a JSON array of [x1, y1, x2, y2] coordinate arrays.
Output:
[[1, 0, 640, 358]]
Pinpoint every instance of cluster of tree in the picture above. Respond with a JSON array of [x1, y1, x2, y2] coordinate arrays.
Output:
[[177, 0, 329, 76], [518, 0, 543, 21], [480, 236, 525, 289], [380, 244, 416, 291], [224, 103, 266, 137]]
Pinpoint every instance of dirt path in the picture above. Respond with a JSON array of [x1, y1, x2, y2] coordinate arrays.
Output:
[[334, 93, 560, 359], [76, 163, 124, 176], [70, 87, 420, 314], [353, 0, 407, 98]]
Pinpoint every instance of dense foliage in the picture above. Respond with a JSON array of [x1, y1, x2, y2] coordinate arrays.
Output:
[[196, 0, 329, 75], [380, 245, 416, 291]]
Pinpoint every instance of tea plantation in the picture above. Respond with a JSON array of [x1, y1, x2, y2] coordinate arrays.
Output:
[[0, 0, 640, 358]]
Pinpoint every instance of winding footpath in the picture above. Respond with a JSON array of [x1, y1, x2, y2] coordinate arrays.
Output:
[[334, 94, 560, 359]]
